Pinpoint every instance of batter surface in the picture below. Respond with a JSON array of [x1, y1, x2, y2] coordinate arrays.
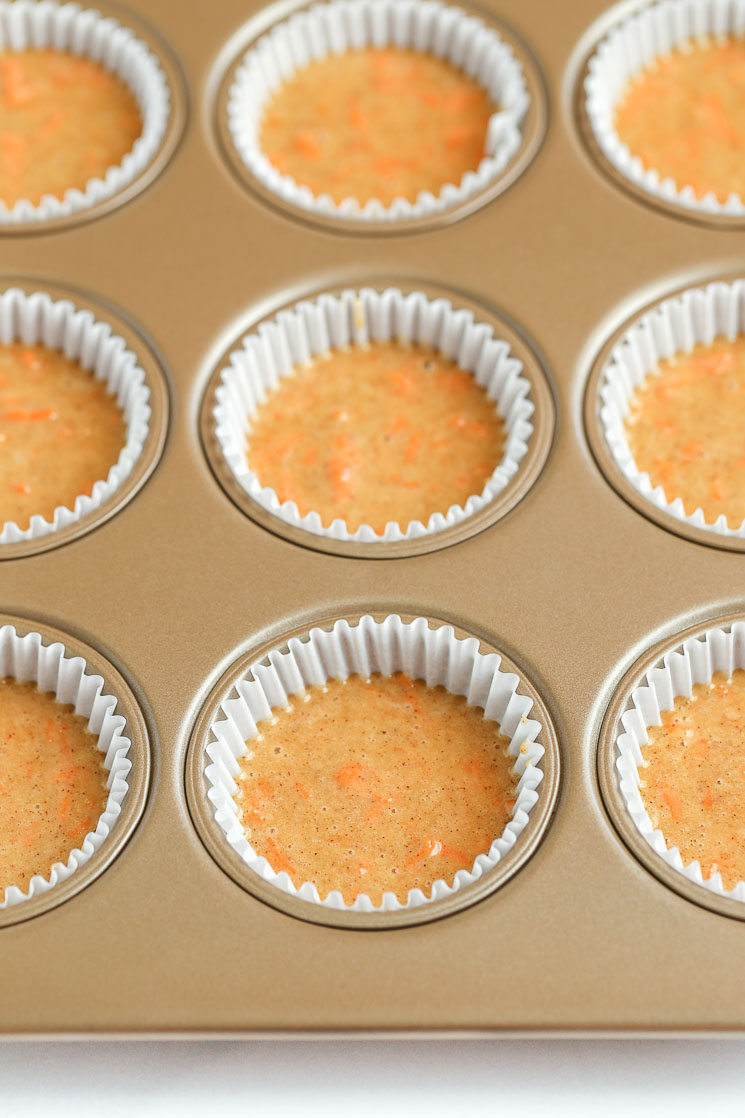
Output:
[[615, 37, 745, 203], [624, 336, 745, 528], [0, 343, 126, 530], [246, 340, 505, 534], [0, 49, 142, 207], [640, 669, 745, 890], [235, 673, 517, 905], [0, 678, 108, 896], [259, 48, 494, 206]]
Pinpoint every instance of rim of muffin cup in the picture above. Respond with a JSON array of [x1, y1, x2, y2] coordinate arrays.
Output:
[[222, 0, 533, 227], [587, 277, 745, 550], [186, 612, 561, 929], [583, 0, 745, 222], [204, 284, 553, 558], [598, 613, 745, 921], [0, 0, 175, 228], [0, 615, 150, 927], [0, 285, 165, 558]]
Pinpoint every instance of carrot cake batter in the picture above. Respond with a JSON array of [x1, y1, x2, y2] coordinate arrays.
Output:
[[624, 336, 745, 528], [640, 669, 745, 890], [235, 672, 517, 906], [615, 37, 745, 203], [0, 678, 108, 896], [0, 49, 142, 207], [259, 48, 494, 206], [0, 342, 127, 530], [246, 340, 505, 533]]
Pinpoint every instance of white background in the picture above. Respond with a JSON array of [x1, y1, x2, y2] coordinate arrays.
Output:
[[2, 1039, 745, 1115]]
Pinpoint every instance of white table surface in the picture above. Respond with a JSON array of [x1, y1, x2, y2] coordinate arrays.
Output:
[[2, 1038, 744, 1116]]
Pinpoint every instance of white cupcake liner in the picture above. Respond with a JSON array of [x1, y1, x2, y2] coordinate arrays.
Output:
[[0, 623, 133, 908], [585, 0, 745, 217], [0, 287, 151, 546], [214, 287, 534, 543], [616, 622, 745, 903], [227, 0, 529, 223], [205, 615, 545, 913], [599, 278, 745, 538], [0, 1, 170, 224]]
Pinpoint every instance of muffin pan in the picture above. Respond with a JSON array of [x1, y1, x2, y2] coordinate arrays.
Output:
[[5, 0, 745, 1035]]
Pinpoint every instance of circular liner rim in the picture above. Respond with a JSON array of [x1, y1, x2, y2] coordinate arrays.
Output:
[[213, 0, 548, 237], [0, 612, 151, 928], [598, 609, 745, 922], [0, 278, 169, 561], [573, 0, 745, 231], [0, 0, 187, 237], [584, 270, 745, 554], [185, 610, 562, 930], [199, 279, 555, 560]]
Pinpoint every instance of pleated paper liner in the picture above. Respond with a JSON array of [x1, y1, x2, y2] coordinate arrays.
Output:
[[0, 282, 169, 560], [185, 612, 561, 930], [598, 612, 745, 921], [585, 275, 745, 552], [201, 283, 555, 559], [581, 0, 745, 225], [0, 615, 150, 928], [215, 0, 547, 233]]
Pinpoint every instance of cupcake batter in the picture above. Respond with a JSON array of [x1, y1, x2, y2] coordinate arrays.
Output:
[[235, 672, 517, 905], [640, 669, 745, 890], [624, 336, 745, 528], [246, 340, 505, 534], [0, 678, 108, 895], [0, 342, 127, 530], [259, 48, 494, 206], [0, 49, 142, 207], [615, 37, 745, 203]]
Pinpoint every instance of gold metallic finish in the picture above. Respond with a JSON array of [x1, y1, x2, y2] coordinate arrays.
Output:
[[185, 610, 562, 929], [212, 0, 548, 237], [0, 614, 151, 929], [199, 279, 555, 558]]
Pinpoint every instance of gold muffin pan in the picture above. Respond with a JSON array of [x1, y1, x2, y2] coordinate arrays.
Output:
[[3, 0, 745, 1034]]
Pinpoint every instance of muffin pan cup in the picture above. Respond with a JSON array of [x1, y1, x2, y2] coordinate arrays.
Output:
[[0, 0, 186, 232], [8, 0, 745, 1035], [186, 612, 560, 928], [201, 279, 554, 558], [580, 0, 745, 226], [214, 0, 547, 234], [598, 612, 745, 922], [0, 614, 151, 929]]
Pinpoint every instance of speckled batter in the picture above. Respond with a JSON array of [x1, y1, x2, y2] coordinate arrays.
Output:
[[615, 37, 745, 203], [246, 340, 505, 534], [260, 48, 494, 206], [0, 343, 126, 530], [235, 672, 517, 906], [0, 49, 142, 207], [640, 669, 745, 890], [0, 678, 108, 896], [624, 336, 745, 528]]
